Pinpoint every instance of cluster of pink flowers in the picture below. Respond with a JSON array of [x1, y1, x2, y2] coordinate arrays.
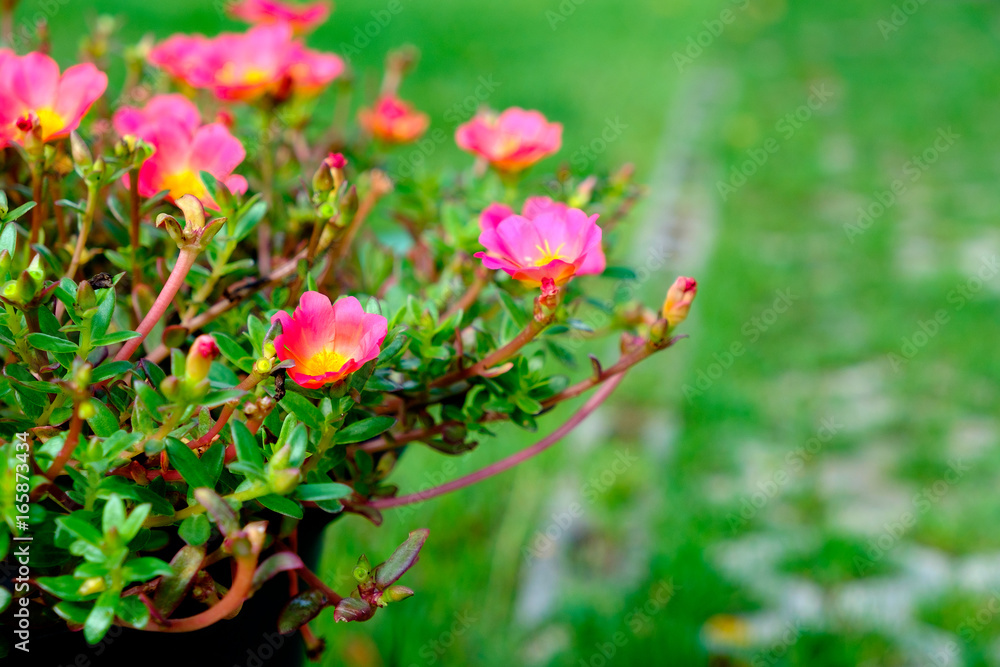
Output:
[[0, 50, 107, 148], [113, 94, 247, 206], [150, 23, 343, 102]]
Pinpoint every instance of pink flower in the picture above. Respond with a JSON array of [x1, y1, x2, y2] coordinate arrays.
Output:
[[0, 51, 107, 145], [150, 24, 343, 102], [358, 95, 429, 144], [229, 0, 331, 33], [271, 293, 388, 389], [113, 95, 248, 207], [455, 107, 562, 172], [475, 201, 605, 286], [112, 94, 201, 140]]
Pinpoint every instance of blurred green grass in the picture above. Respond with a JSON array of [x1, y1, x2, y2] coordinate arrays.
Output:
[[15, 0, 1000, 664]]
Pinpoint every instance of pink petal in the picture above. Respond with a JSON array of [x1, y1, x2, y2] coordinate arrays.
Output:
[[189, 123, 246, 178], [479, 203, 515, 234]]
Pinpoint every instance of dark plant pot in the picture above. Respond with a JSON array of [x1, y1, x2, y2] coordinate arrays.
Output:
[[9, 510, 335, 667]]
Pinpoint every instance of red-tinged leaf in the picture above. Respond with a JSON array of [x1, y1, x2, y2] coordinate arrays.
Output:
[[334, 597, 374, 623], [194, 488, 239, 536], [278, 589, 328, 634], [342, 501, 383, 526], [252, 552, 304, 594], [373, 528, 429, 588], [153, 545, 205, 616]]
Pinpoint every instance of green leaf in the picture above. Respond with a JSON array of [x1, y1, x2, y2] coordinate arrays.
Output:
[[3, 201, 35, 222], [278, 589, 328, 634], [0, 586, 8, 614], [102, 494, 126, 537], [256, 493, 303, 519], [92, 330, 142, 347], [153, 545, 205, 616], [373, 528, 429, 588], [86, 400, 119, 437], [294, 483, 353, 502], [26, 332, 77, 353], [213, 332, 253, 373], [56, 514, 102, 546], [120, 503, 151, 543], [0, 221, 17, 256], [230, 420, 264, 470], [178, 513, 211, 546], [334, 416, 396, 445], [164, 440, 213, 488], [498, 289, 529, 329], [280, 392, 324, 431], [84, 589, 118, 644], [91, 361, 133, 383], [90, 289, 115, 340], [123, 556, 173, 582]]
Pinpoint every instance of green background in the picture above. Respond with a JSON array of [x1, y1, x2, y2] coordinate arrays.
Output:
[[13, 0, 1000, 664]]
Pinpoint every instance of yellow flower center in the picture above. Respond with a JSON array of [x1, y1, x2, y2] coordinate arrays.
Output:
[[34, 107, 66, 139], [532, 239, 567, 266], [218, 62, 271, 86], [161, 170, 208, 202], [298, 348, 348, 377]]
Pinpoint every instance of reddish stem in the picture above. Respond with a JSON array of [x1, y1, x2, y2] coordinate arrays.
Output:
[[140, 554, 256, 633], [114, 248, 199, 363], [369, 373, 625, 509]]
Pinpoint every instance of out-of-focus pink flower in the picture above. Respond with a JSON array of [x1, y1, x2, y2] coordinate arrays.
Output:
[[0, 51, 107, 146], [112, 94, 201, 140], [228, 0, 332, 33], [455, 107, 562, 172], [150, 24, 343, 102], [113, 95, 247, 207], [475, 202, 605, 286], [662, 277, 697, 327], [358, 95, 429, 145], [271, 292, 388, 389]]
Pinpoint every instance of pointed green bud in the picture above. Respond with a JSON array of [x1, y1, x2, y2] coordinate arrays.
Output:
[[76, 280, 97, 312], [353, 555, 371, 584], [70, 131, 93, 169], [379, 585, 414, 604]]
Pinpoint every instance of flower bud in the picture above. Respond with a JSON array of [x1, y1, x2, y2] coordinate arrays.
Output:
[[269, 468, 300, 496], [160, 375, 181, 400], [379, 585, 414, 604], [70, 131, 93, 169], [312, 161, 334, 193], [662, 276, 697, 327], [78, 577, 106, 596], [254, 357, 273, 375], [353, 555, 371, 584], [77, 400, 97, 420], [185, 334, 220, 384]]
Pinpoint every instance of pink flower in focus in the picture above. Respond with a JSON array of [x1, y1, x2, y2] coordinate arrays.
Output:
[[271, 292, 388, 389], [150, 24, 343, 102], [0, 51, 107, 145], [358, 95, 429, 145], [475, 201, 605, 286], [228, 0, 332, 33], [455, 108, 562, 172], [112, 95, 248, 207]]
